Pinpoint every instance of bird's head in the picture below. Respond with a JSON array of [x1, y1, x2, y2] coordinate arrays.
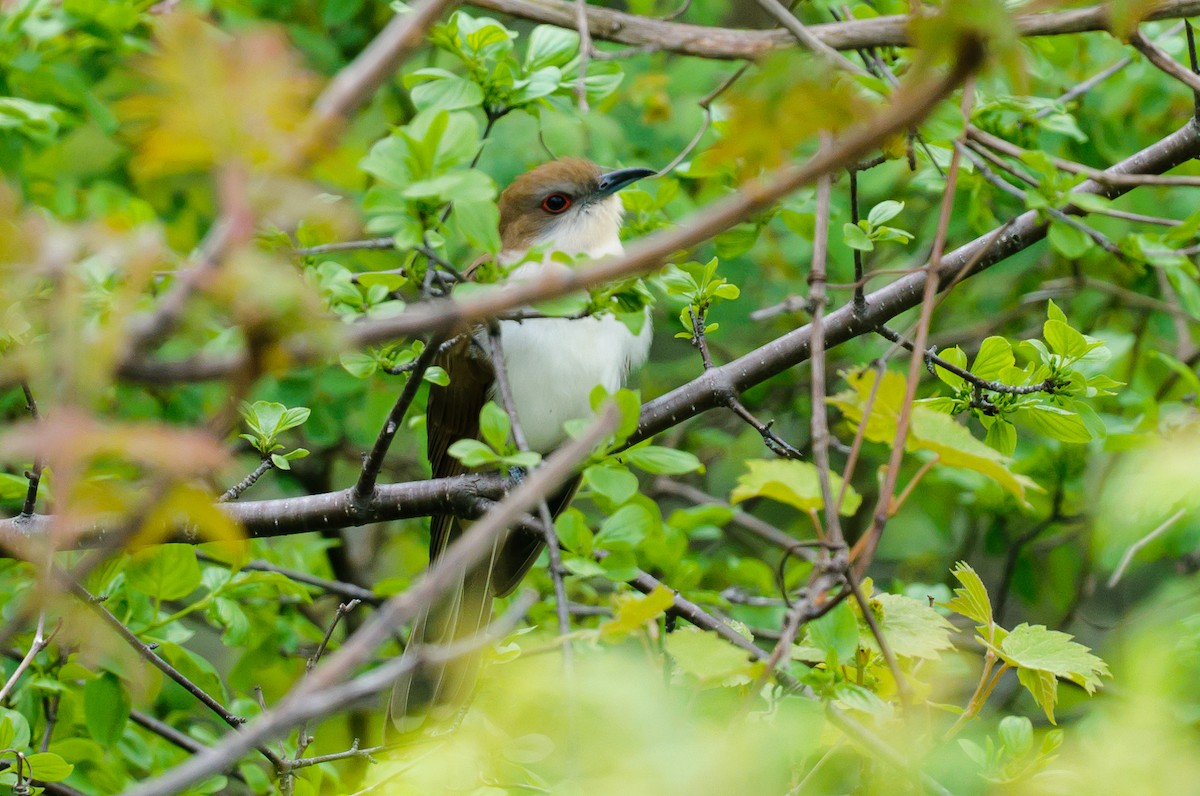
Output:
[[498, 158, 655, 259]]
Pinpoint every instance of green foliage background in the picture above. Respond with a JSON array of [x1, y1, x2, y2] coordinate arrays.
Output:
[[3, 0, 1200, 794]]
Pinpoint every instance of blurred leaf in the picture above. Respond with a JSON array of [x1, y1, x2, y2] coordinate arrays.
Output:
[[730, 459, 861, 516], [600, 585, 675, 641]]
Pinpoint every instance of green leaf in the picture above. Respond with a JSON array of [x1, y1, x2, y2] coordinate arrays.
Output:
[[807, 600, 859, 666], [730, 459, 861, 516], [525, 25, 580, 70], [0, 473, 27, 502], [909, 408, 1039, 504], [423, 366, 450, 386], [479, 402, 512, 452], [0, 708, 30, 751], [623, 445, 703, 475], [944, 561, 993, 627], [408, 73, 484, 112], [1018, 666, 1060, 724], [998, 715, 1033, 756], [212, 598, 251, 646], [1043, 319, 1089, 360], [842, 222, 874, 251], [862, 593, 956, 660], [972, 337, 1015, 381], [599, 586, 675, 641], [555, 508, 593, 554], [595, 504, 655, 550], [1047, 220, 1092, 259], [1013, 404, 1092, 443], [340, 351, 378, 378], [84, 672, 130, 743], [867, 200, 904, 226], [126, 544, 202, 601], [452, 199, 501, 254], [25, 751, 74, 782], [933, 346, 968, 389], [583, 465, 639, 506], [998, 623, 1109, 694], [356, 272, 408, 291], [984, 418, 1017, 456], [447, 438, 500, 467], [665, 627, 759, 687]]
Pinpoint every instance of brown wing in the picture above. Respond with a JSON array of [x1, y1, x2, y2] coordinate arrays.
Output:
[[426, 335, 494, 560]]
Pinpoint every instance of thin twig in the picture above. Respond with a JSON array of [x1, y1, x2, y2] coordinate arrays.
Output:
[[854, 79, 974, 576], [219, 459, 274, 502], [0, 613, 55, 704], [353, 334, 446, 501], [1107, 507, 1187, 587], [18, 384, 43, 519]]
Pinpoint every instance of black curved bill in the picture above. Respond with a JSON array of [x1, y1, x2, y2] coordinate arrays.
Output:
[[596, 167, 657, 198]]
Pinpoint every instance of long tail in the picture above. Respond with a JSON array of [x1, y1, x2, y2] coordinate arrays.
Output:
[[385, 520, 501, 736]]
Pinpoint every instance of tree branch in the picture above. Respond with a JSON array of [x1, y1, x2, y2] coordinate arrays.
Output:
[[468, 0, 1200, 60]]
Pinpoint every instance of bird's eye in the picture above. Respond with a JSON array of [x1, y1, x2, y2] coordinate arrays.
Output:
[[541, 193, 572, 214]]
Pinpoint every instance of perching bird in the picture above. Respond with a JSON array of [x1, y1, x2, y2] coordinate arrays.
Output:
[[387, 158, 655, 732]]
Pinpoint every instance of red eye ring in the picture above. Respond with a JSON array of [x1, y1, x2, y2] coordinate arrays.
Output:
[[541, 193, 572, 214]]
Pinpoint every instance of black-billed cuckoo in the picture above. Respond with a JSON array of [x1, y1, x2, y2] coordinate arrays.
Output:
[[388, 158, 655, 731]]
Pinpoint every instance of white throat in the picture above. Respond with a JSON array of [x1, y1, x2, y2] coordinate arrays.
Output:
[[491, 195, 651, 452]]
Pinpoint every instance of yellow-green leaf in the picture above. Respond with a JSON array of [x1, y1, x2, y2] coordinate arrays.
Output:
[[599, 586, 676, 642], [730, 459, 861, 516]]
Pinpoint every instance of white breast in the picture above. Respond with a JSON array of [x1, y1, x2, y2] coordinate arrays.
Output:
[[491, 197, 651, 453]]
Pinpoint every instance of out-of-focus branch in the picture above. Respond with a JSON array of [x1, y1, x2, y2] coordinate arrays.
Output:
[[468, 0, 1200, 60], [122, 409, 615, 796]]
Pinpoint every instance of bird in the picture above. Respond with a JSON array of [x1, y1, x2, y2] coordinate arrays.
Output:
[[387, 158, 656, 733]]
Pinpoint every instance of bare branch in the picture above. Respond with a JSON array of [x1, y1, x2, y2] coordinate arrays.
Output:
[[468, 0, 1200, 60]]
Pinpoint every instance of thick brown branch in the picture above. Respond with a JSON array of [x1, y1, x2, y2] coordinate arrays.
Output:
[[469, 0, 1200, 60]]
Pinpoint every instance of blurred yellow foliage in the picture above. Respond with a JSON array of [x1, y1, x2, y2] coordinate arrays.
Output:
[[120, 13, 317, 180]]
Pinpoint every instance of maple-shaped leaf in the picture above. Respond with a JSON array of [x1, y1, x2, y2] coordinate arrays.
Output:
[[944, 561, 993, 628], [862, 593, 956, 660], [998, 623, 1110, 695]]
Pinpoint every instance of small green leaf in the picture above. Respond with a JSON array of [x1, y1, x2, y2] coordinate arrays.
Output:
[[731, 459, 861, 516], [1047, 220, 1093, 259], [1018, 666, 1060, 724], [998, 715, 1033, 755], [423, 366, 450, 386], [1013, 404, 1092, 443], [583, 465, 639, 506], [479, 402, 512, 452], [447, 438, 499, 467], [1043, 319, 1089, 360], [340, 351, 378, 378], [24, 752, 73, 782], [0, 708, 30, 750], [842, 222, 874, 251], [867, 200, 904, 226], [623, 445, 703, 475], [944, 561, 993, 627], [84, 672, 130, 743], [599, 586, 675, 641], [984, 418, 1017, 456], [555, 508, 593, 554], [972, 337, 1015, 381], [933, 347, 968, 390], [595, 504, 654, 550], [807, 600, 860, 666]]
